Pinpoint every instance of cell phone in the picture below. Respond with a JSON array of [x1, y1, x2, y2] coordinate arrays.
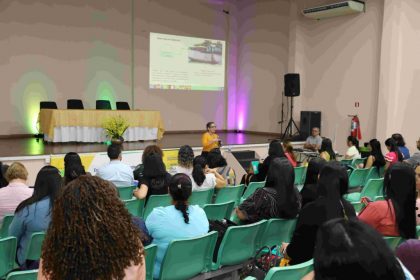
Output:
[[251, 161, 259, 175]]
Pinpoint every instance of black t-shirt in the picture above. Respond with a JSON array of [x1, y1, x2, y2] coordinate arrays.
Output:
[[139, 172, 172, 199]]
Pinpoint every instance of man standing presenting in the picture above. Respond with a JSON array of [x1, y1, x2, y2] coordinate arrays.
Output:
[[303, 127, 322, 151]]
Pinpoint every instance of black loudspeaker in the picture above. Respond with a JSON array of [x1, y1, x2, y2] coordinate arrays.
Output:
[[284, 73, 300, 97], [300, 111, 321, 140]]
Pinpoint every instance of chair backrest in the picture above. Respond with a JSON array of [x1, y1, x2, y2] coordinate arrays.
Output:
[[144, 244, 157, 280], [116, 101, 130, 110], [143, 194, 172, 219], [96, 100, 112, 110], [67, 99, 84, 109], [25, 232, 45, 261], [159, 231, 218, 280], [340, 159, 353, 166], [348, 168, 369, 188], [241, 181, 265, 203], [365, 167, 380, 184], [189, 189, 214, 207], [263, 259, 314, 280], [39, 101, 57, 110], [124, 198, 145, 217], [416, 226, 420, 238], [383, 236, 403, 251], [117, 186, 136, 200], [360, 178, 384, 201], [294, 166, 306, 186], [350, 201, 365, 213], [0, 215, 14, 238], [214, 184, 245, 206], [259, 218, 298, 247], [6, 269, 38, 280], [203, 201, 235, 221], [0, 237, 17, 278], [351, 157, 366, 168], [215, 220, 267, 268]]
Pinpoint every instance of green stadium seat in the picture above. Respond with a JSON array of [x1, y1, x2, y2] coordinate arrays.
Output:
[[0, 237, 17, 278], [25, 232, 45, 261], [214, 184, 245, 207], [190, 189, 214, 207], [117, 186, 136, 200], [6, 269, 38, 280], [348, 168, 370, 189], [144, 244, 157, 280], [203, 201, 235, 221], [0, 215, 14, 238], [124, 198, 145, 217], [294, 167, 306, 186], [159, 231, 218, 279], [350, 201, 365, 213], [364, 167, 380, 184], [244, 259, 314, 280], [344, 178, 384, 203], [259, 218, 298, 247], [351, 157, 366, 168], [383, 236, 403, 251], [143, 194, 172, 219], [416, 226, 420, 238], [240, 181, 265, 203], [340, 159, 353, 167]]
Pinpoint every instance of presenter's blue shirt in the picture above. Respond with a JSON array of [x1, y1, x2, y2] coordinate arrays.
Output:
[[8, 197, 52, 266], [146, 205, 209, 279]]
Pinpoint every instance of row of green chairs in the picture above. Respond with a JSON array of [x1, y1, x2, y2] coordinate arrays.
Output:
[[5, 270, 38, 280], [345, 178, 384, 202], [341, 158, 366, 169], [244, 259, 314, 280]]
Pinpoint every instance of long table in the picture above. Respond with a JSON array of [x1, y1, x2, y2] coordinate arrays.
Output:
[[39, 109, 165, 143]]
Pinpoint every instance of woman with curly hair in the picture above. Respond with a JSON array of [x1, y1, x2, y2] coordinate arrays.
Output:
[[175, 145, 195, 176], [38, 175, 145, 280]]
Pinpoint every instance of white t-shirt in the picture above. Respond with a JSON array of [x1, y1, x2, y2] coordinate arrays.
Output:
[[191, 173, 216, 191], [346, 146, 361, 159], [174, 166, 193, 176]]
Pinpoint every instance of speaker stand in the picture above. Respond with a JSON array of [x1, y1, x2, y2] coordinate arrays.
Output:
[[282, 97, 300, 140]]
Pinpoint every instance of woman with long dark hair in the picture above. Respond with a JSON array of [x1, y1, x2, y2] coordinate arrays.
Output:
[[146, 173, 209, 279], [281, 162, 356, 265], [319, 138, 336, 161], [344, 136, 360, 160], [38, 176, 145, 279], [364, 139, 386, 170], [385, 138, 404, 170], [133, 153, 171, 200], [392, 133, 410, 159], [300, 157, 327, 207], [191, 155, 226, 191], [254, 140, 285, 181], [236, 158, 300, 223], [359, 163, 416, 239], [9, 166, 62, 267]]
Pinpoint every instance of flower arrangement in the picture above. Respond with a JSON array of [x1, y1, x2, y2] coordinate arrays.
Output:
[[102, 115, 129, 142]]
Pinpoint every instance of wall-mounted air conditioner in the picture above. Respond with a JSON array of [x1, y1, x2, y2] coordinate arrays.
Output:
[[303, 1, 365, 20]]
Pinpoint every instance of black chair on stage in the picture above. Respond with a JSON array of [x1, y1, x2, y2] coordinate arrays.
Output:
[[96, 100, 112, 110], [67, 99, 84, 109], [40, 101, 58, 110], [116, 101, 130, 110]]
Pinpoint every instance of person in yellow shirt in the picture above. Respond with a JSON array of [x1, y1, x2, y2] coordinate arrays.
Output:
[[201, 122, 220, 157]]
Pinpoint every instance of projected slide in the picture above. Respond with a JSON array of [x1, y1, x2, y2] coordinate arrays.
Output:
[[150, 33, 225, 91]]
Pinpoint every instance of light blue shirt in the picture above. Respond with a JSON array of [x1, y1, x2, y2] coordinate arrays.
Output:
[[8, 197, 52, 266], [146, 205, 209, 279], [96, 160, 134, 187]]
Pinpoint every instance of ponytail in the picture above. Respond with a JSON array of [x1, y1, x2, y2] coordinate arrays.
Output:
[[175, 201, 189, 224]]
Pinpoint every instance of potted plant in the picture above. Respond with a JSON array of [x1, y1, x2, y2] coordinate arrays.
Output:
[[102, 115, 129, 145]]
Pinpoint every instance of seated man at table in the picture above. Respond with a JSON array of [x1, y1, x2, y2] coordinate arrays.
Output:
[[96, 144, 134, 187], [303, 127, 323, 151]]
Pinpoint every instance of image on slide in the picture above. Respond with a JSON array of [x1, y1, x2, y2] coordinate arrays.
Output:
[[188, 40, 223, 65]]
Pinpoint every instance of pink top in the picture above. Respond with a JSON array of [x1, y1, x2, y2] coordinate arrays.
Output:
[[37, 256, 146, 280], [0, 181, 33, 223], [385, 151, 398, 164], [285, 152, 297, 167], [358, 200, 399, 236]]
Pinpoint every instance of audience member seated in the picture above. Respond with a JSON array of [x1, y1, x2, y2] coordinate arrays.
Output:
[[283, 140, 297, 167], [363, 138, 386, 170], [133, 145, 163, 181], [0, 162, 32, 223], [302, 218, 410, 280], [0, 162, 9, 188], [146, 173, 209, 279], [319, 138, 336, 161], [392, 133, 410, 159], [359, 163, 416, 239], [38, 176, 145, 279], [405, 137, 420, 167], [236, 158, 300, 223], [300, 158, 327, 208], [207, 148, 236, 185], [384, 138, 404, 170], [344, 136, 361, 160], [96, 144, 134, 187], [201, 121, 220, 158], [254, 140, 285, 182], [9, 166, 62, 268], [303, 127, 322, 152], [396, 239, 420, 279], [175, 145, 194, 176], [191, 155, 226, 191], [281, 162, 356, 265], [240, 163, 256, 186], [133, 153, 171, 200], [63, 152, 86, 185]]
